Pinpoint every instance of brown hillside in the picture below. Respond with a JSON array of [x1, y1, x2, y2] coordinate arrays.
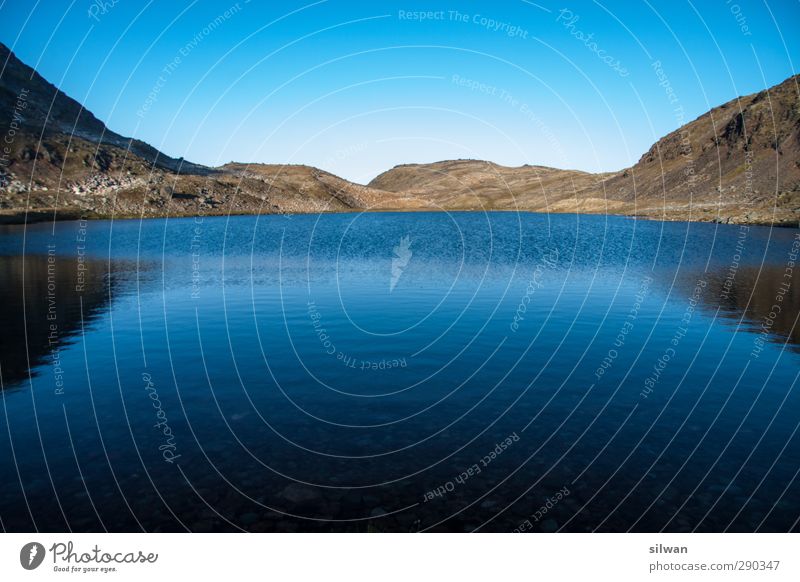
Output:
[[1, 41, 798, 226]]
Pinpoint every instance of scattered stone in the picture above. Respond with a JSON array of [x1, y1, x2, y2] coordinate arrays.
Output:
[[540, 519, 559, 532], [240, 512, 259, 526], [280, 483, 320, 505]]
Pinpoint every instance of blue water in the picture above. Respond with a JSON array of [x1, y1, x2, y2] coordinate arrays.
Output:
[[0, 211, 798, 532]]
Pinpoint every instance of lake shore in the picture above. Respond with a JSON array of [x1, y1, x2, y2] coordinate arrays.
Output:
[[2, 206, 797, 228]]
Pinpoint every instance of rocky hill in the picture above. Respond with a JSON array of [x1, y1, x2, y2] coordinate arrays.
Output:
[[1, 41, 797, 225], [368, 159, 616, 214], [370, 75, 800, 225], [0, 42, 421, 223], [599, 73, 800, 223]]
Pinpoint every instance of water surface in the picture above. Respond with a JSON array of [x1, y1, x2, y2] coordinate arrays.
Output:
[[0, 211, 798, 532]]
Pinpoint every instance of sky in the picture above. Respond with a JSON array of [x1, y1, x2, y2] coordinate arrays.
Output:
[[1, 0, 798, 183]]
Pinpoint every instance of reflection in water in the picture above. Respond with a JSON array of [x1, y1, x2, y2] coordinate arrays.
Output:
[[716, 266, 800, 350], [0, 214, 798, 533], [0, 253, 112, 389], [3, 247, 797, 391], [680, 265, 800, 353]]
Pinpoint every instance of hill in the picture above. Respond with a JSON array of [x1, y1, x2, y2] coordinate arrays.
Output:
[[1, 41, 797, 225]]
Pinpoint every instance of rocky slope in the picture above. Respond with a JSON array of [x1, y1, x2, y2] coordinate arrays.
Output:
[[599, 73, 800, 224], [370, 75, 800, 225], [1, 41, 798, 226], [368, 159, 617, 214], [0, 42, 422, 223]]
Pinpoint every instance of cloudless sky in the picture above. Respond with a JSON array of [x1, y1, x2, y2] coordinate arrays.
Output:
[[1, 0, 798, 182]]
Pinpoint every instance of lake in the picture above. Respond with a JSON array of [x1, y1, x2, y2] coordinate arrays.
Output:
[[0, 211, 798, 532]]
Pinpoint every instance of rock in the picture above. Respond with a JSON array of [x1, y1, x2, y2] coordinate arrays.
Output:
[[540, 519, 559, 532], [240, 512, 259, 526], [280, 483, 320, 505]]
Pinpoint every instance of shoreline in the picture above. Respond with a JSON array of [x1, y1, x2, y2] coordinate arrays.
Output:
[[1, 206, 797, 229]]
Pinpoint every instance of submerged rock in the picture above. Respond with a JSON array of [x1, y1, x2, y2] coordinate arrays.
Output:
[[280, 483, 321, 505]]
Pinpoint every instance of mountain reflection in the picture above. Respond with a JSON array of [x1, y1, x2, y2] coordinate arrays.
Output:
[[684, 264, 799, 352], [0, 253, 114, 389], [0, 235, 798, 391]]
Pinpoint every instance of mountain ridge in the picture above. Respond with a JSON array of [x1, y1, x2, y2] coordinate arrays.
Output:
[[1, 41, 798, 226]]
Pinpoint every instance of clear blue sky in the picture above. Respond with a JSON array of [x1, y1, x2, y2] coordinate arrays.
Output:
[[1, 0, 798, 182]]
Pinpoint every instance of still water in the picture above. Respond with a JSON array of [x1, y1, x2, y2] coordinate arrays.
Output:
[[0, 211, 798, 532]]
